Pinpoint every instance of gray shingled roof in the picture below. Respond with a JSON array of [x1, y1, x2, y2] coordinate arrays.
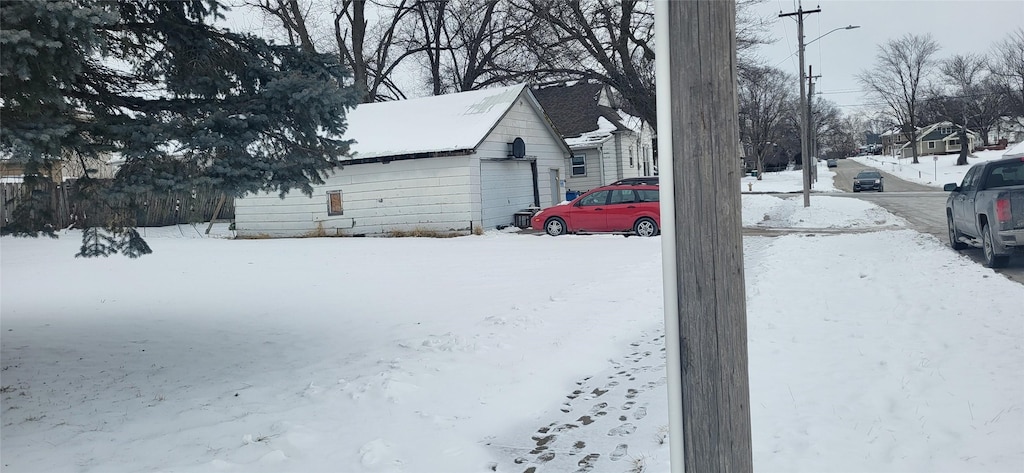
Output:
[[533, 83, 628, 138]]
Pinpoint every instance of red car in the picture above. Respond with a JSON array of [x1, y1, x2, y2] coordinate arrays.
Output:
[[531, 183, 661, 236]]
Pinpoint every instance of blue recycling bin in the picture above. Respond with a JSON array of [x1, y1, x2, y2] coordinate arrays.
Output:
[[565, 191, 580, 201]]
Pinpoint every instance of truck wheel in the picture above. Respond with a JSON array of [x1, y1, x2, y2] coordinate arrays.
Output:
[[981, 223, 1009, 268], [947, 214, 967, 250]]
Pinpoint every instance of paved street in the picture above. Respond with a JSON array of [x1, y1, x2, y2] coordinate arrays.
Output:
[[827, 158, 1024, 284]]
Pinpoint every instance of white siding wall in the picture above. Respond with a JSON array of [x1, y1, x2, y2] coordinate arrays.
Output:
[[475, 96, 569, 213], [235, 155, 474, 237], [480, 160, 534, 228], [566, 145, 604, 193], [605, 135, 622, 182], [235, 91, 567, 237]]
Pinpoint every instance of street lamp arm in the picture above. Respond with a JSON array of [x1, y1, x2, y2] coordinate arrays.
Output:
[[806, 25, 861, 47], [774, 25, 860, 67]]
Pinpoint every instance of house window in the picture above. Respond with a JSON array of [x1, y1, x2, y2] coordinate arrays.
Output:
[[927, 141, 936, 150], [327, 190, 343, 215], [949, 139, 960, 147], [571, 154, 586, 176]]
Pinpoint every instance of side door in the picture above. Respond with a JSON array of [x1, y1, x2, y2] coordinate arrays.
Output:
[[954, 167, 980, 237], [569, 190, 610, 231], [604, 189, 640, 231]]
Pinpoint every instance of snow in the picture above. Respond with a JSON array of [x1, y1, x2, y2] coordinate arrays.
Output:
[[2, 176, 1022, 472], [563, 116, 618, 148], [341, 84, 530, 160], [851, 149, 1013, 188], [1003, 141, 1024, 159], [740, 161, 837, 194]]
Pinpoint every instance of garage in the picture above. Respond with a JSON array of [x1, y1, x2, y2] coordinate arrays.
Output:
[[480, 159, 536, 229]]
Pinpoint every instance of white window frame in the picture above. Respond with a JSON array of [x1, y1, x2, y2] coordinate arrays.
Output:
[[571, 154, 586, 176], [927, 141, 936, 150]]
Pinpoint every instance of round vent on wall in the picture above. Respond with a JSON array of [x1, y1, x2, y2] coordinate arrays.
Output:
[[511, 137, 526, 158]]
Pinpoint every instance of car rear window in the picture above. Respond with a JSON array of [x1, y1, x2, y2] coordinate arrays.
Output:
[[987, 161, 1024, 188]]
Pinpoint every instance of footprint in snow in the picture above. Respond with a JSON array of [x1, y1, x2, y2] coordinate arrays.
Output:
[[607, 423, 637, 437], [610, 443, 629, 461]]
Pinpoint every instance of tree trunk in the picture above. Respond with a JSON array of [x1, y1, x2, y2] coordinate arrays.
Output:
[[909, 127, 920, 164], [956, 127, 969, 165]]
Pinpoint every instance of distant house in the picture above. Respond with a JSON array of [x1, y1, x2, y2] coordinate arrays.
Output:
[[233, 84, 571, 238], [533, 83, 655, 194], [881, 122, 980, 158], [911, 122, 980, 157], [989, 117, 1024, 145], [880, 126, 913, 157]]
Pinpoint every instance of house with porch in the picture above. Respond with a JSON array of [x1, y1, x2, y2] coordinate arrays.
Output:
[[883, 122, 981, 158]]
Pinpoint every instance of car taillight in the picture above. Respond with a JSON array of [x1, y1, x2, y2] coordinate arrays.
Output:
[[996, 197, 1011, 223]]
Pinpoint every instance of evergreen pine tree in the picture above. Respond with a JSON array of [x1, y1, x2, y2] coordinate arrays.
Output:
[[1, 0, 358, 256]]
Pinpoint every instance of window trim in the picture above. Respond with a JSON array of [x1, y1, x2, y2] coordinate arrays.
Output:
[[571, 154, 587, 176], [327, 190, 344, 216]]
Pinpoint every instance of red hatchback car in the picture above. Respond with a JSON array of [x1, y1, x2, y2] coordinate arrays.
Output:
[[531, 183, 661, 236]]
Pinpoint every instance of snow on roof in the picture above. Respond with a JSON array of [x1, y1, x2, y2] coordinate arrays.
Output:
[[1003, 140, 1024, 159], [341, 84, 528, 160], [564, 116, 617, 148], [616, 110, 644, 134]]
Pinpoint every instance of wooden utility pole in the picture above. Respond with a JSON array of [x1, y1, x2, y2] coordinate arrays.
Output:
[[780, 3, 820, 207], [657, 1, 752, 471], [808, 66, 821, 183]]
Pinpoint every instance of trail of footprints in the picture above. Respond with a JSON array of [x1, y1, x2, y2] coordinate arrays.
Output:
[[508, 333, 667, 473]]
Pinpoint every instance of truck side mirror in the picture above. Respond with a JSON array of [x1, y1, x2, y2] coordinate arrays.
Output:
[[943, 183, 958, 192]]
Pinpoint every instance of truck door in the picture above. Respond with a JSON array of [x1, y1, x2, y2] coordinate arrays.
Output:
[[955, 167, 980, 235]]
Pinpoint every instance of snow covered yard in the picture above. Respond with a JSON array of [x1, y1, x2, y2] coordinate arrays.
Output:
[[852, 148, 1015, 188], [2, 196, 1022, 473]]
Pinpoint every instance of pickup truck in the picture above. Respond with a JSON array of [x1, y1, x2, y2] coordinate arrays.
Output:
[[944, 156, 1024, 268]]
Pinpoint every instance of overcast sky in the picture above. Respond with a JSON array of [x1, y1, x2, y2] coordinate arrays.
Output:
[[751, 0, 1024, 119]]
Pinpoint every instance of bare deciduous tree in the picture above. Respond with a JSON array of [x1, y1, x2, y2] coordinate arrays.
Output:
[[400, 0, 544, 95], [524, 0, 769, 128], [990, 28, 1024, 125], [858, 33, 940, 164], [920, 53, 1011, 164], [247, 0, 418, 103], [811, 97, 855, 160], [738, 65, 792, 179]]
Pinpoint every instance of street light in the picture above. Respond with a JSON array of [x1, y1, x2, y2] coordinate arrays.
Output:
[[805, 25, 859, 191], [775, 25, 861, 67], [808, 25, 861, 46], [793, 23, 859, 207]]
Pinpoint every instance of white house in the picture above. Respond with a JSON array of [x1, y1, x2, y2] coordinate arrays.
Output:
[[234, 84, 570, 238], [533, 83, 656, 194]]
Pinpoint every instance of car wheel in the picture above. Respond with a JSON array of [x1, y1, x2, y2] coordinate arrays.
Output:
[[633, 217, 658, 237], [853, 188, 860, 193], [947, 214, 967, 250], [981, 223, 1009, 268], [544, 217, 567, 236]]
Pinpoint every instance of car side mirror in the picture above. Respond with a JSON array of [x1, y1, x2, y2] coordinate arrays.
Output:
[[943, 183, 958, 192]]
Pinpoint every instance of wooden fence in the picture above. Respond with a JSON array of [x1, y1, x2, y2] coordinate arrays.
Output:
[[0, 180, 234, 231]]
